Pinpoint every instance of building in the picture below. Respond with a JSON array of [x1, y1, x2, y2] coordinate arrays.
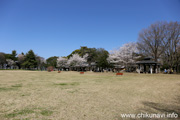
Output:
[[136, 57, 161, 74]]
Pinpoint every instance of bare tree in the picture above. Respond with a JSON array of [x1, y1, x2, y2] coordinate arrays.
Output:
[[177, 44, 180, 72], [36, 55, 46, 70], [163, 22, 180, 71], [138, 21, 180, 72], [137, 21, 167, 62]]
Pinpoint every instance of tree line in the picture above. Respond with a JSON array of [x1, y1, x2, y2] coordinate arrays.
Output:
[[0, 50, 46, 70], [0, 47, 110, 71], [0, 21, 180, 72]]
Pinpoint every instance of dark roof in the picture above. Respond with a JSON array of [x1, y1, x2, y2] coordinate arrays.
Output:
[[136, 61, 161, 65], [143, 57, 152, 60], [136, 57, 161, 65], [136, 61, 157, 64]]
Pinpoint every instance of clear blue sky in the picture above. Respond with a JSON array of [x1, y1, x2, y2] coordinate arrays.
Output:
[[0, 0, 180, 58]]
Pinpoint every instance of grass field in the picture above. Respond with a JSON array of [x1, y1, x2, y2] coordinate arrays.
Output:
[[0, 71, 180, 120]]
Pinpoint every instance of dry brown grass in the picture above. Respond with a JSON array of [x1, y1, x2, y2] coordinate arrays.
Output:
[[0, 71, 180, 120]]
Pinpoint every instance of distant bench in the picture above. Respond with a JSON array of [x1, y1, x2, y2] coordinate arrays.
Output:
[[116, 73, 123, 76], [80, 72, 84, 74]]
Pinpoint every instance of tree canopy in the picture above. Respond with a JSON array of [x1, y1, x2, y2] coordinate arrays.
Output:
[[22, 50, 37, 69], [137, 21, 180, 71], [46, 56, 58, 68]]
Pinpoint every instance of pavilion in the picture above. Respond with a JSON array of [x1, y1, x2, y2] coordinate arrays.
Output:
[[136, 57, 161, 74]]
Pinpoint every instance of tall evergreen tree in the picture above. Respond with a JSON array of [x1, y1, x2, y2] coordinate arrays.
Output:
[[11, 50, 17, 61], [22, 50, 37, 69]]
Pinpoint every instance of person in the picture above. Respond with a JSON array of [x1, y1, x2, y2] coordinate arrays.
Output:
[[171, 69, 173, 74], [164, 69, 167, 74], [167, 69, 170, 74]]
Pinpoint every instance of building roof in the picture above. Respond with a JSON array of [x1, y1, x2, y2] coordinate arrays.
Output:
[[136, 57, 161, 65], [136, 61, 158, 64]]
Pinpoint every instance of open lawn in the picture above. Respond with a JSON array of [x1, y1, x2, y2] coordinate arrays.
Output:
[[0, 71, 180, 120]]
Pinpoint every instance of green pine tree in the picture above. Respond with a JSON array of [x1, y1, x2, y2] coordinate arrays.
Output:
[[22, 50, 37, 69]]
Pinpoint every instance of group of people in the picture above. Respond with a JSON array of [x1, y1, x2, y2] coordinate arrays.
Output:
[[164, 69, 174, 74]]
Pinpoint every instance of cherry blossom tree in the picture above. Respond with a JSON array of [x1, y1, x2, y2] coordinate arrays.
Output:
[[18, 54, 25, 63], [17, 54, 25, 69], [107, 42, 140, 71], [6, 59, 15, 69], [107, 49, 123, 65], [57, 57, 68, 70], [67, 54, 88, 68], [120, 42, 139, 65]]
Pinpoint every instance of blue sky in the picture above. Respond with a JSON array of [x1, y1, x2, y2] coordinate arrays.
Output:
[[0, 0, 180, 58]]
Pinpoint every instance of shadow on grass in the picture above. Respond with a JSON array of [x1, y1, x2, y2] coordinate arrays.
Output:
[[128, 96, 180, 120], [141, 100, 180, 114]]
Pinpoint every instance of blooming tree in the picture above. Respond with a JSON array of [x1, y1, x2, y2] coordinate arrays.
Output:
[[6, 59, 15, 69], [67, 54, 88, 67], [18, 54, 25, 63], [57, 57, 68, 68], [107, 42, 140, 68], [107, 49, 123, 65], [120, 42, 139, 65]]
